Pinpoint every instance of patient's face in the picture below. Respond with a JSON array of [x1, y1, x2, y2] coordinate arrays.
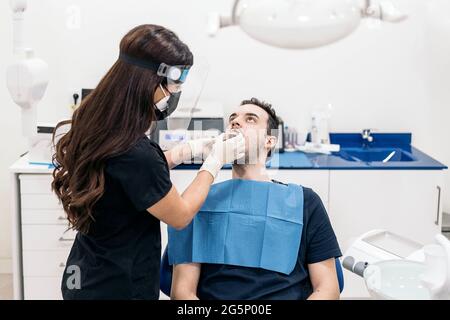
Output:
[[226, 104, 270, 164]]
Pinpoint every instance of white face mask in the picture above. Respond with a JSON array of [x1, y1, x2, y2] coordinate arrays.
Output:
[[155, 96, 170, 113], [154, 84, 170, 112], [153, 84, 182, 120]]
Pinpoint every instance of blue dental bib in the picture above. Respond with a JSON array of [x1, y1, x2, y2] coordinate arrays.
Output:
[[168, 179, 304, 275]]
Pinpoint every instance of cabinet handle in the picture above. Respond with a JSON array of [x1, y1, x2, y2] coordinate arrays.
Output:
[[57, 216, 66, 221], [58, 236, 74, 242], [59, 262, 66, 268], [435, 186, 442, 226]]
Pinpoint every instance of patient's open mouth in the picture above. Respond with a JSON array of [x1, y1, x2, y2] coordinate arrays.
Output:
[[224, 128, 244, 140]]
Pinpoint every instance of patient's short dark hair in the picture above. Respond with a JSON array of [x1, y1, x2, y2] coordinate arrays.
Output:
[[240, 97, 280, 157]]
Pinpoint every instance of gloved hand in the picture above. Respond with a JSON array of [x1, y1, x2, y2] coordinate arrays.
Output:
[[199, 132, 246, 178], [187, 137, 215, 162]]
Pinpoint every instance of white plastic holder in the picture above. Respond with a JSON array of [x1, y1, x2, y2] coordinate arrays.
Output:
[[421, 234, 450, 300]]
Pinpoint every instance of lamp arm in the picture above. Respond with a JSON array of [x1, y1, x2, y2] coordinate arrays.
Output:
[[7, 0, 50, 143], [231, 0, 242, 25], [10, 0, 28, 54]]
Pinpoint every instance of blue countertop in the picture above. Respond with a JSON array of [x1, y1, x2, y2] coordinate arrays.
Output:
[[177, 133, 447, 170]]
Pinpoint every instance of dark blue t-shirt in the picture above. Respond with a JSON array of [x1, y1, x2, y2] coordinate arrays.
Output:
[[197, 183, 342, 300]]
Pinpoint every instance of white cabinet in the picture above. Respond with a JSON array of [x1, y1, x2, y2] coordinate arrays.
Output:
[[329, 170, 444, 298], [18, 174, 74, 300]]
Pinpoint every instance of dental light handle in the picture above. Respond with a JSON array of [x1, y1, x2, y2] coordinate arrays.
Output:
[[362, 0, 408, 23]]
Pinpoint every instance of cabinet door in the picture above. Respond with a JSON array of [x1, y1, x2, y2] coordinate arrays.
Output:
[[330, 170, 443, 246], [329, 170, 444, 298]]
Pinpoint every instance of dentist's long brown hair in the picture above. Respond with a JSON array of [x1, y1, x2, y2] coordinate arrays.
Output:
[[52, 25, 193, 234]]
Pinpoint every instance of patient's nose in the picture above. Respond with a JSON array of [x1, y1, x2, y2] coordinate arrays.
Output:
[[230, 118, 241, 129]]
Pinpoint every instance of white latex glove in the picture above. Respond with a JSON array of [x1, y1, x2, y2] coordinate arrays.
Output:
[[187, 137, 215, 161], [199, 132, 246, 178]]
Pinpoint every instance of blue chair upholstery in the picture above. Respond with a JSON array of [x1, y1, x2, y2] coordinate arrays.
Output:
[[335, 257, 344, 293], [160, 247, 172, 297], [160, 247, 344, 297]]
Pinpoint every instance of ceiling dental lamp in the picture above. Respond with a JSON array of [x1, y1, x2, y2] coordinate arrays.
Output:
[[207, 0, 408, 49]]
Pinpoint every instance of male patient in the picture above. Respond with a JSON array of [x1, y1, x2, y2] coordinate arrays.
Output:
[[168, 98, 342, 300]]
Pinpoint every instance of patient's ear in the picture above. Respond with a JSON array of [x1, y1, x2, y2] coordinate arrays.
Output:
[[265, 135, 277, 152]]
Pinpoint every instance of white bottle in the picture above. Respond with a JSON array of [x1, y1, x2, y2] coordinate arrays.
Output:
[[311, 115, 320, 146], [311, 111, 330, 146]]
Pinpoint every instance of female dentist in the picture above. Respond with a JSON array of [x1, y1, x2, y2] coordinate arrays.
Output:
[[52, 24, 245, 300]]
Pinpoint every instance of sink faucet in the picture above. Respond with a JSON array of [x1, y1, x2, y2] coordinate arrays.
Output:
[[362, 129, 374, 143]]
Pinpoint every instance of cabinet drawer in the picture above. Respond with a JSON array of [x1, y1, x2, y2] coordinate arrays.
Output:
[[23, 250, 70, 277], [22, 209, 67, 225], [24, 277, 63, 300], [19, 174, 53, 194], [21, 194, 61, 210], [22, 225, 77, 251]]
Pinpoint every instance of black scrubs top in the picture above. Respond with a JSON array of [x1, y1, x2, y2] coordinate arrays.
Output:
[[197, 185, 342, 300], [61, 136, 172, 300]]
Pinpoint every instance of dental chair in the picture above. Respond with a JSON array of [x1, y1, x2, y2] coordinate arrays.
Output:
[[160, 247, 344, 297]]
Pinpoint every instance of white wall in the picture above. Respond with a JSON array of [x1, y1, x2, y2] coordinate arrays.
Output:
[[0, 0, 449, 270]]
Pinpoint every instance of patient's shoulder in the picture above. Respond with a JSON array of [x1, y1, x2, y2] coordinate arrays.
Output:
[[301, 187, 326, 215], [302, 187, 321, 202], [272, 180, 321, 203]]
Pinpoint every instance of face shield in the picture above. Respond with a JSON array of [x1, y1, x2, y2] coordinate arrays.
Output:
[[164, 58, 209, 131], [119, 52, 209, 126]]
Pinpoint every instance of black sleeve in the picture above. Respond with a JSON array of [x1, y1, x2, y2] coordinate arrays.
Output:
[[108, 138, 172, 211], [304, 189, 342, 264]]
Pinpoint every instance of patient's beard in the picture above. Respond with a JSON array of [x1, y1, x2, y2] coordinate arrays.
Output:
[[232, 142, 270, 181], [233, 144, 266, 166], [234, 131, 267, 166]]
